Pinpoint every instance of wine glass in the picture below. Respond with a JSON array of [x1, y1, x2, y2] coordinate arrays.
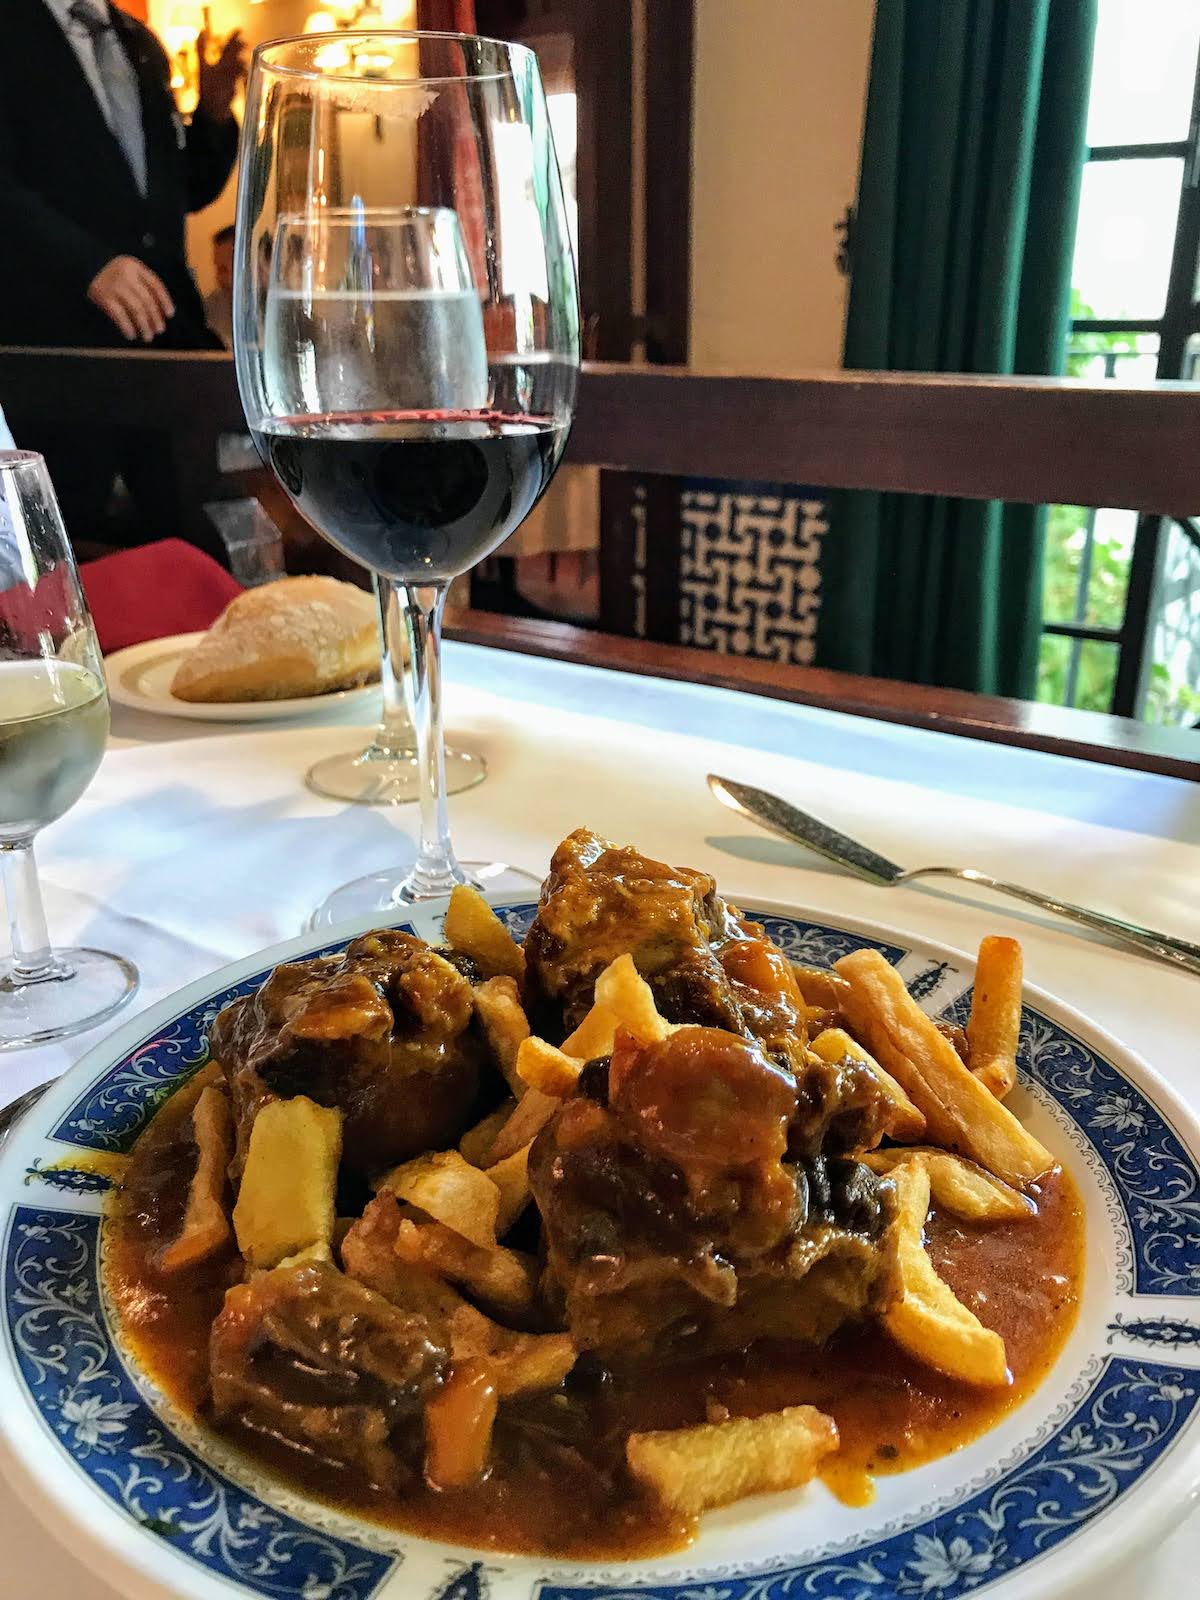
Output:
[[0, 451, 138, 1049], [234, 32, 578, 922], [304, 573, 486, 804]]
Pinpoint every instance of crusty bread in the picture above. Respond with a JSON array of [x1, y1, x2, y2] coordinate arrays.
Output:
[[171, 576, 380, 703]]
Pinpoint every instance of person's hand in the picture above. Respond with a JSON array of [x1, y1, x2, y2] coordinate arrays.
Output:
[[87, 256, 175, 343], [198, 29, 248, 123]]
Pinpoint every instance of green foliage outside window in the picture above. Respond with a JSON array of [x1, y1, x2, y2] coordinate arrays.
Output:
[[1037, 292, 1137, 713]]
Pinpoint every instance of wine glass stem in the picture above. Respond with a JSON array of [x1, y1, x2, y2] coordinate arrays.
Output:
[[397, 582, 467, 899], [374, 576, 415, 758], [1, 839, 61, 983]]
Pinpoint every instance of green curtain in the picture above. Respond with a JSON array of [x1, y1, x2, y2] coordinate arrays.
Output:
[[817, 0, 1097, 698]]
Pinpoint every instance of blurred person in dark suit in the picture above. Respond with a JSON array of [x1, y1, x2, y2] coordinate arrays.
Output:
[[0, 0, 247, 551], [203, 223, 236, 349]]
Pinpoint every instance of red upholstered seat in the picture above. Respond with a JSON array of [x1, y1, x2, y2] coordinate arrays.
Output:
[[80, 539, 242, 653]]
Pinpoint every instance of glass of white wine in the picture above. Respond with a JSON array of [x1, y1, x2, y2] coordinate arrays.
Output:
[[0, 451, 138, 1050]]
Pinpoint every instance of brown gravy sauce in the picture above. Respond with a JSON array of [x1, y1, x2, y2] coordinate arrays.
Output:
[[104, 1078, 1085, 1559]]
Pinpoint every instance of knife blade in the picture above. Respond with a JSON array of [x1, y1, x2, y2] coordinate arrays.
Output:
[[707, 775, 904, 885]]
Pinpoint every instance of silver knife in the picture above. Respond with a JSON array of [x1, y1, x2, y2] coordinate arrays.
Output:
[[708, 773, 1200, 978]]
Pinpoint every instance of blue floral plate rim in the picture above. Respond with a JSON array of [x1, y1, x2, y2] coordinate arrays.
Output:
[[0, 895, 1196, 1600]]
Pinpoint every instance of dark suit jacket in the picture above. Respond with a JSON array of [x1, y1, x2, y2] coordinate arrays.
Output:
[[0, 0, 238, 348]]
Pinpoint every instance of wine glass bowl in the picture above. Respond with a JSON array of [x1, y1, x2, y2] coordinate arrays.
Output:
[[0, 451, 138, 1049], [234, 31, 579, 918]]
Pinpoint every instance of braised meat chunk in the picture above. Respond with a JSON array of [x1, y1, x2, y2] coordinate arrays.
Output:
[[211, 930, 483, 1183], [525, 828, 743, 1033], [529, 1025, 894, 1363], [210, 1258, 447, 1491]]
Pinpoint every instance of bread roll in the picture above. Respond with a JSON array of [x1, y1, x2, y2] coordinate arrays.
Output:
[[171, 576, 380, 703]]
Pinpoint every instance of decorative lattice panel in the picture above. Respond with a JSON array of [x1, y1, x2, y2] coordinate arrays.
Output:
[[679, 486, 828, 664]]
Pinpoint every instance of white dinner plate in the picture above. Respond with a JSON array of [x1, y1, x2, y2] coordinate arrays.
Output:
[[105, 632, 380, 722], [0, 896, 1197, 1600]]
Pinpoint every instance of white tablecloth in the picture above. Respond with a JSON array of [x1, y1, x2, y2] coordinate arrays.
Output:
[[3, 640, 1199, 1597]]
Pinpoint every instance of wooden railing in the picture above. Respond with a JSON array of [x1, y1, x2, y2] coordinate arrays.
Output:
[[4, 348, 1200, 511], [2, 347, 1198, 778]]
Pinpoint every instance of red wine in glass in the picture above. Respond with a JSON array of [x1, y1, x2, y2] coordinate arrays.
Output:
[[253, 410, 567, 582]]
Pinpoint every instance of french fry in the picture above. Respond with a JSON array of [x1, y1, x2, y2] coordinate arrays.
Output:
[[560, 1002, 619, 1064], [516, 1036, 583, 1097], [473, 977, 530, 1097], [809, 1027, 926, 1143], [378, 1150, 500, 1248], [561, 953, 672, 1059], [486, 1330, 576, 1396], [424, 1360, 499, 1490], [158, 1085, 234, 1274], [459, 1100, 515, 1168], [883, 1159, 1008, 1386], [835, 949, 1052, 1186], [488, 1143, 532, 1235], [626, 1405, 838, 1517], [595, 953, 673, 1039], [444, 886, 525, 980], [233, 1096, 343, 1270], [791, 963, 851, 1015], [862, 1147, 1034, 1223], [486, 1087, 560, 1166], [967, 936, 1023, 1100], [393, 1218, 537, 1315]]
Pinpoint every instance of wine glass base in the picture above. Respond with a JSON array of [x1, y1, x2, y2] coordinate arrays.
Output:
[[308, 860, 541, 932], [0, 948, 139, 1051], [305, 744, 486, 805]]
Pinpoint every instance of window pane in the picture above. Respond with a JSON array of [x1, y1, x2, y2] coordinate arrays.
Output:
[[1037, 633, 1071, 706], [1145, 520, 1200, 725], [1071, 159, 1183, 319], [1042, 506, 1134, 628], [1086, 0, 1200, 146], [1070, 640, 1120, 713], [1065, 331, 1159, 382], [1040, 636, 1119, 713]]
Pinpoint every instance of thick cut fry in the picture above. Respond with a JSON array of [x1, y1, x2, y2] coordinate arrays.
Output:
[[424, 1361, 499, 1490], [883, 1160, 1008, 1386], [393, 1218, 538, 1314], [486, 1088, 559, 1166], [967, 936, 1023, 1100], [473, 977, 530, 1097], [561, 953, 673, 1059], [809, 1027, 926, 1143], [488, 1330, 575, 1395], [488, 1143, 532, 1235], [791, 963, 851, 1015], [158, 1085, 234, 1273], [459, 1101, 516, 1167], [378, 1150, 501, 1248], [444, 886, 525, 980], [862, 1147, 1034, 1223], [627, 1405, 838, 1517], [233, 1096, 343, 1269], [516, 1036, 583, 1097], [835, 949, 1051, 1186]]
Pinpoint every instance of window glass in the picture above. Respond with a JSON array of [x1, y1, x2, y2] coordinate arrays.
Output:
[[1086, 0, 1200, 147], [1071, 159, 1183, 319]]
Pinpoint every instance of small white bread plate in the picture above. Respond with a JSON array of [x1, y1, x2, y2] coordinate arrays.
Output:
[[105, 632, 379, 722]]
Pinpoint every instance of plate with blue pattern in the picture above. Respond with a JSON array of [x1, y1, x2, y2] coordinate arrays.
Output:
[[0, 897, 1197, 1600]]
